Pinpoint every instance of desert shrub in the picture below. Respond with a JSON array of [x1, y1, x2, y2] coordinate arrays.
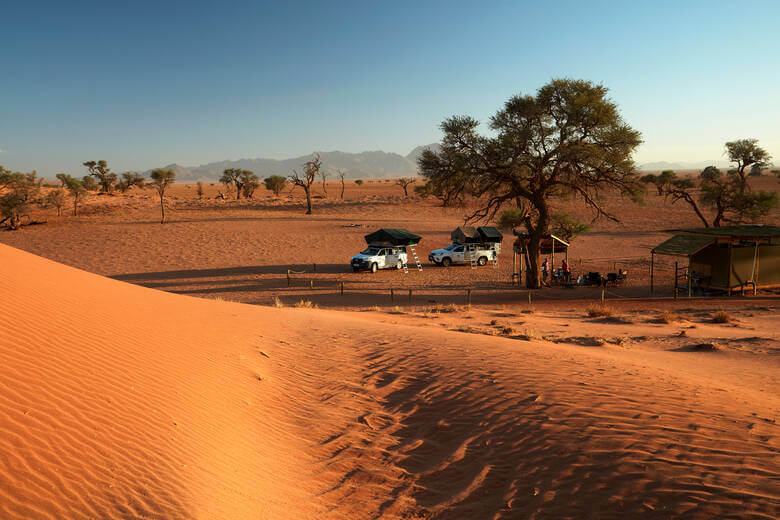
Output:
[[272, 296, 284, 308], [196, 181, 205, 199], [354, 179, 363, 185], [116, 172, 145, 193], [712, 310, 731, 323], [659, 311, 681, 323], [501, 326, 515, 335], [586, 303, 614, 318], [294, 299, 317, 308], [264, 175, 287, 196], [81, 175, 99, 191], [413, 182, 431, 199], [241, 171, 260, 198], [83, 160, 116, 194], [43, 189, 67, 216], [0, 171, 43, 229]]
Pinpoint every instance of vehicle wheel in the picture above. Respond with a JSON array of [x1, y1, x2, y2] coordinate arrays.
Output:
[[477, 256, 488, 266], [370, 263, 378, 273], [441, 257, 452, 267], [396, 260, 403, 270], [352, 267, 359, 273]]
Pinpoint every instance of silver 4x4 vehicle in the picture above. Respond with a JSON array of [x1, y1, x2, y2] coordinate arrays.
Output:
[[351, 246, 408, 273], [429, 243, 500, 267]]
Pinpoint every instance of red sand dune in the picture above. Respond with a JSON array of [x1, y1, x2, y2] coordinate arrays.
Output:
[[0, 243, 778, 519]]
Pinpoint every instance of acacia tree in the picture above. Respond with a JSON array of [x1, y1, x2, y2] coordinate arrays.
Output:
[[0, 170, 43, 229], [395, 177, 415, 197], [419, 79, 642, 288], [640, 170, 675, 196], [220, 168, 243, 200], [83, 160, 117, 194], [149, 169, 176, 223], [264, 175, 287, 195], [725, 139, 771, 191], [290, 153, 321, 214], [240, 170, 260, 198], [320, 168, 329, 198], [45, 189, 67, 216], [60, 175, 87, 215], [337, 169, 346, 199], [117, 172, 145, 193]]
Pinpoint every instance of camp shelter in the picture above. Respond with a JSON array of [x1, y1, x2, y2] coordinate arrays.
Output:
[[451, 226, 503, 244], [651, 225, 780, 294], [511, 232, 570, 285], [364, 228, 421, 246]]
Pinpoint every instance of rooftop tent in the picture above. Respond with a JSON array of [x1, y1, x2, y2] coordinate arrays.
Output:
[[451, 226, 503, 244], [364, 228, 421, 246]]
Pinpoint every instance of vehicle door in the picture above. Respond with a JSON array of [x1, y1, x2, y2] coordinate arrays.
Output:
[[386, 248, 399, 266], [453, 245, 465, 263], [378, 249, 388, 268]]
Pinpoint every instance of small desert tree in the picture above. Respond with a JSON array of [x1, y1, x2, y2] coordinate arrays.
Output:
[[81, 175, 99, 191], [220, 168, 241, 200], [44, 189, 67, 216], [55, 173, 70, 187], [240, 170, 260, 199], [116, 172, 145, 193], [60, 175, 87, 216], [264, 175, 287, 196], [290, 153, 321, 215], [419, 78, 643, 288], [725, 139, 771, 191], [0, 171, 42, 229], [320, 168, 329, 198], [149, 168, 176, 223], [640, 170, 675, 196], [354, 179, 363, 186], [337, 169, 346, 199], [395, 177, 415, 197], [196, 181, 205, 199], [83, 160, 117, 194]]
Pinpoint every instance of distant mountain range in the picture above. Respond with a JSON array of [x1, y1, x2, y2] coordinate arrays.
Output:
[[142, 144, 442, 182], [637, 160, 730, 172], [141, 146, 727, 180]]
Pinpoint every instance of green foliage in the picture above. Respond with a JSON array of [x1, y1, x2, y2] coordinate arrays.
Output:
[[0, 170, 43, 229], [149, 169, 176, 223], [413, 182, 430, 198], [497, 208, 526, 229], [44, 189, 67, 216], [116, 172, 145, 192], [240, 170, 260, 198], [83, 160, 117, 194], [81, 175, 99, 191], [354, 179, 363, 185], [263, 175, 287, 195], [725, 139, 771, 188], [551, 213, 590, 241]]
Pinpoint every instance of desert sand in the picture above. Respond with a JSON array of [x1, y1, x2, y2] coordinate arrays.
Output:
[[1, 179, 779, 518]]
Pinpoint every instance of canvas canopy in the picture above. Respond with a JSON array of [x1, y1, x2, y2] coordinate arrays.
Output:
[[451, 226, 503, 244], [513, 233, 569, 255], [364, 228, 421, 246]]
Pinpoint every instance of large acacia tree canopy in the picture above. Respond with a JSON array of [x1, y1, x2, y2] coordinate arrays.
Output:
[[419, 79, 643, 225]]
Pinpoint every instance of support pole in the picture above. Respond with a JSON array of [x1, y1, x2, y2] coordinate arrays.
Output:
[[674, 260, 678, 300], [650, 251, 655, 295], [727, 240, 733, 296], [340, 282, 344, 296], [408, 289, 412, 303], [287, 269, 291, 287], [687, 261, 692, 298], [466, 289, 471, 305]]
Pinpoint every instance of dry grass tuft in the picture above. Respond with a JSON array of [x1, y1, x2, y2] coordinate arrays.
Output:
[[587, 303, 614, 318], [387, 305, 405, 314], [294, 299, 318, 309], [272, 296, 284, 308], [500, 326, 516, 336], [659, 310, 681, 324], [712, 310, 732, 323]]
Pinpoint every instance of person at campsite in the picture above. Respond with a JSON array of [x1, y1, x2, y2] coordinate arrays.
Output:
[[541, 258, 549, 282], [562, 259, 570, 283]]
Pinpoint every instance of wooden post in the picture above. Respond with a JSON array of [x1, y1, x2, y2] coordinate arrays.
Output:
[[340, 282, 344, 296], [674, 260, 678, 300], [687, 261, 692, 298], [551, 238, 555, 278], [309, 280, 314, 289], [467, 289, 471, 305], [390, 287, 394, 302], [650, 251, 654, 295], [287, 269, 291, 287], [513, 250, 518, 286], [601, 288, 605, 301], [754, 241, 760, 295], [313, 263, 317, 273], [408, 289, 412, 303]]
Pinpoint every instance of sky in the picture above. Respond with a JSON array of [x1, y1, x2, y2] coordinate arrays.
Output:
[[1, 0, 779, 176]]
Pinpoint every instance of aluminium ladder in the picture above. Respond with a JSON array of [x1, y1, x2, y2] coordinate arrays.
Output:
[[407, 245, 423, 272]]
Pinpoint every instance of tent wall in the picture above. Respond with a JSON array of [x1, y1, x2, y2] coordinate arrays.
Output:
[[691, 244, 780, 288]]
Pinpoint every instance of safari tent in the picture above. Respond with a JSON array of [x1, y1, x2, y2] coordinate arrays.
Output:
[[651, 225, 780, 294], [364, 228, 421, 247], [451, 226, 503, 244]]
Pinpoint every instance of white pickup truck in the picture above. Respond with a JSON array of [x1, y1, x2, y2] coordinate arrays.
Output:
[[429, 243, 500, 267], [350, 246, 407, 273]]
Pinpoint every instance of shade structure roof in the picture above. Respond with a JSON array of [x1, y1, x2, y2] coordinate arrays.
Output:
[[652, 234, 715, 257], [675, 225, 780, 238], [364, 228, 421, 246]]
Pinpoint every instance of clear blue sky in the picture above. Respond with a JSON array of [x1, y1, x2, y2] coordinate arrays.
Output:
[[1, 0, 778, 176]]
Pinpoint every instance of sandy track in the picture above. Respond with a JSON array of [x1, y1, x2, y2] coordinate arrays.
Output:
[[0, 244, 778, 518]]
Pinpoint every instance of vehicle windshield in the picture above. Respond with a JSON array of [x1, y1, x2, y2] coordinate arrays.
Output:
[[361, 246, 381, 255], [444, 244, 458, 251]]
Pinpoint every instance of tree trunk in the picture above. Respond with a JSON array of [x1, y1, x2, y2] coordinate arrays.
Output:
[[524, 198, 550, 289], [160, 193, 166, 223], [304, 187, 312, 214], [340, 180, 345, 199]]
